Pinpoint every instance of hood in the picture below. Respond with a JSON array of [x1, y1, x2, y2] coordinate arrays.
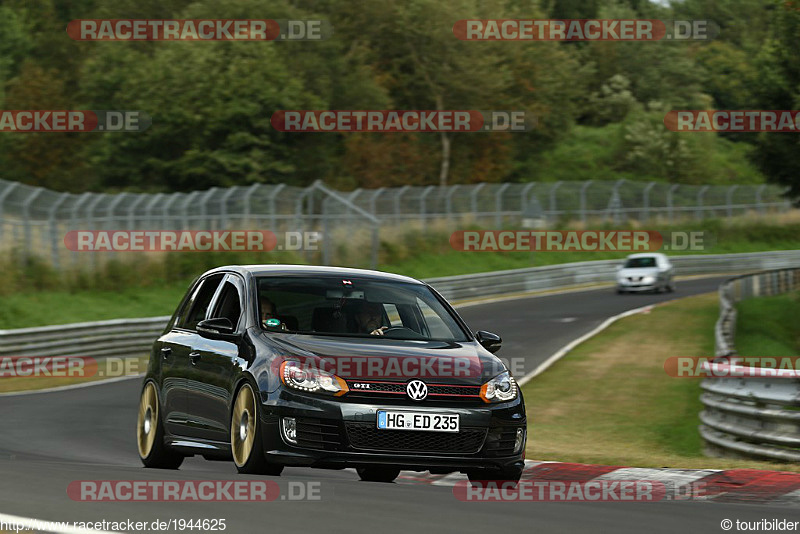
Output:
[[618, 267, 661, 278], [261, 333, 504, 385]]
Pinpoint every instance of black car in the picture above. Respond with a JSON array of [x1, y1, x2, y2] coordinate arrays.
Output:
[[137, 265, 526, 483]]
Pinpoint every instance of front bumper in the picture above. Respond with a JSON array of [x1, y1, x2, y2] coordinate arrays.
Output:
[[258, 389, 526, 472], [617, 279, 659, 292]]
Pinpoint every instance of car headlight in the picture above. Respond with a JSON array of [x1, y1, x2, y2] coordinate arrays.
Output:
[[642, 276, 655, 283], [280, 361, 349, 397], [480, 371, 518, 403]]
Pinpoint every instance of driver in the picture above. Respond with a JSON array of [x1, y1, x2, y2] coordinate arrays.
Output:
[[353, 300, 387, 336], [260, 296, 286, 330]]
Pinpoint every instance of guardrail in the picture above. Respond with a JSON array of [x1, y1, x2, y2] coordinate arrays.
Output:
[[1, 250, 800, 367], [426, 250, 800, 301], [700, 268, 800, 462], [0, 316, 170, 361]]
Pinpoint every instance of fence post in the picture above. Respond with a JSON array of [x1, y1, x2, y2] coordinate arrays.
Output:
[[48, 192, 70, 268], [420, 185, 435, 231], [219, 187, 239, 230], [520, 183, 536, 214], [394, 185, 410, 224], [144, 194, 165, 231], [267, 184, 285, 232], [580, 180, 593, 224], [321, 195, 331, 265], [159, 193, 182, 231], [667, 184, 680, 224], [243, 183, 261, 227], [21, 188, 43, 259], [0, 181, 19, 244], [725, 185, 738, 218], [369, 188, 385, 217], [548, 181, 563, 223], [608, 179, 626, 224], [445, 185, 460, 224], [198, 188, 218, 230], [695, 185, 709, 220], [470, 183, 486, 224], [494, 183, 510, 228], [127, 194, 147, 230], [105, 192, 128, 229], [641, 181, 656, 222], [755, 184, 767, 215]]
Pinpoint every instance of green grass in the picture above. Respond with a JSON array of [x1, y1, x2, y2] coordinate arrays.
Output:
[[0, 215, 799, 328], [0, 285, 189, 329], [521, 292, 799, 471], [734, 292, 800, 357]]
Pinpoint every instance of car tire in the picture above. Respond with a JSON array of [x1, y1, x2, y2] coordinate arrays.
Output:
[[231, 382, 283, 476], [668, 280, 676, 292], [357, 466, 401, 483], [137, 381, 185, 469], [467, 467, 523, 486]]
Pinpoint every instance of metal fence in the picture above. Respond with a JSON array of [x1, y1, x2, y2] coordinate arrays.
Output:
[[0, 178, 791, 269], [700, 269, 800, 462]]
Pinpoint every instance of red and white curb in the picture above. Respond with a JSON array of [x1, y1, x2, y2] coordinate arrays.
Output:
[[397, 460, 800, 505]]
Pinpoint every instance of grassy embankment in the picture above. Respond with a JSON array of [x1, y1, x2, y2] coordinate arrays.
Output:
[[521, 291, 800, 471]]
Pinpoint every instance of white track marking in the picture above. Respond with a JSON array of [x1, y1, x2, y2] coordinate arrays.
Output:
[[0, 374, 142, 398], [517, 304, 654, 386]]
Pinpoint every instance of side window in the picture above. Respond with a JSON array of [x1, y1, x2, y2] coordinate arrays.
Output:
[[177, 274, 224, 331], [212, 281, 243, 330]]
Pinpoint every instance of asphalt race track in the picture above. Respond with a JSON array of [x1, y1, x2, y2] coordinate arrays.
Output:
[[2, 276, 799, 533]]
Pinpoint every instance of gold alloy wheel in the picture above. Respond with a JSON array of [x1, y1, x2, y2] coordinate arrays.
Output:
[[231, 384, 257, 467], [137, 382, 158, 459]]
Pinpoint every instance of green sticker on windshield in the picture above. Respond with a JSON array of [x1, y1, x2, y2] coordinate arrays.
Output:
[[265, 318, 281, 327]]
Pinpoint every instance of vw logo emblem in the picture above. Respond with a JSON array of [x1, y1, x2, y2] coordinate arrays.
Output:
[[406, 380, 428, 401]]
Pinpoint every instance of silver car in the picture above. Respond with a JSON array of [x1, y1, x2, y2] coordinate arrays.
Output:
[[616, 253, 675, 294]]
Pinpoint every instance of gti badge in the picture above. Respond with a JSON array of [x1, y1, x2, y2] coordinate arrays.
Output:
[[406, 380, 428, 401]]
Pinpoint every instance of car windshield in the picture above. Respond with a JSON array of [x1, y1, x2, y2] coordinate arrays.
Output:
[[624, 257, 657, 268], [256, 276, 469, 342]]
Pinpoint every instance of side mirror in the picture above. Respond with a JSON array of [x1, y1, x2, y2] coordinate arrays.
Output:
[[476, 330, 502, 354], [197, 317, 236, 339]]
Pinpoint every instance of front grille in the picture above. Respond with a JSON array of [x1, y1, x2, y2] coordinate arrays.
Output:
[[345, 422, 486, 454], [484, 426, 520, 457], [346, 380, 482, 402], [295, 418, 343, 450]]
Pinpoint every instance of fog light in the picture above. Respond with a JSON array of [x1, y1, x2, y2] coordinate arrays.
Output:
[[282, 417, 297, 444], [514, 427, 525, 453]]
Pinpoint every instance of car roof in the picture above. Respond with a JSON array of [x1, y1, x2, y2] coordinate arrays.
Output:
[[204, 264, 424, 285], [625, 253, 666, 259]]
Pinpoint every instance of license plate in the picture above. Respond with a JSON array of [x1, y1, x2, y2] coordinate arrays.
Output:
[[376, 410, 459, 432]]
